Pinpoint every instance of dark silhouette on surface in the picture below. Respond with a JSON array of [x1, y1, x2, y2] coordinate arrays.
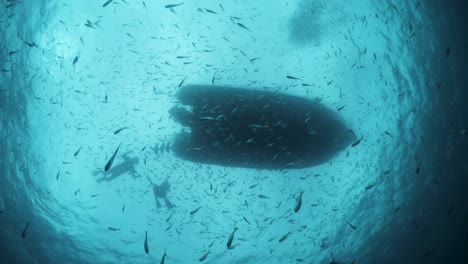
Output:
[[147, 177, 174, 209], [169, 85, 356, 169]]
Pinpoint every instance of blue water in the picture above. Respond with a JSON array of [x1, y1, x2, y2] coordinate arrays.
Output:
[[1, 0, 467, 263]]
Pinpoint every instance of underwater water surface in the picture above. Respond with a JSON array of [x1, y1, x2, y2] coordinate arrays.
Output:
[[0, 0, 467, 264]]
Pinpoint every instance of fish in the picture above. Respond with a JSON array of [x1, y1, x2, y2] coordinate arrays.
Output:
[[199, 250, 210, 262], [102, 0, 113, 7], [160, 249, 167, 264], [8, 50, 21, 55], [236, 23, 251, 31], [226, 226, 238, 249], [258, 194, 269, 199], [72, 56, 79, 66], [351, 137, 363, 147], [211, 72, 217, 85], [74, 146, 83, 157], [166, 212, 173, 222], [286, 75, 302, 80], [190, 206, 202, 215], [346, 220, 357, 230], [250, 57, 260, 62], [249, 183, 258, 189], [107, 227, 120, 231], [114, 127, 129, 135], [122, 204, 125, 212], [178, 77, 186, 88], [56, 171, 60, 180], [205, 9, 218, 14], [144, 231, 149, 254], [21, 220, 31, 238], [165, 3, 183, 8], [198, 116, 216, 121], [243, 216, 251, 224], [294, 190, 304, 213], [365, 183, 376, 190], [74, 189, 80, 196], [23, 40, 38, 48], [0, 209, 6, 214], [104, 144, 121, 172], [278, 232, 290, 242], [337, 105, 346, 111]]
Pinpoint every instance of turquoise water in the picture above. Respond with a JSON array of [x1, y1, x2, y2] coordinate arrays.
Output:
[[1, 1, 467, 263]]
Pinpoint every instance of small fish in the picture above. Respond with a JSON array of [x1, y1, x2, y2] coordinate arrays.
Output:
[[337, 105, 346, 111], [226, 226, 238, 249], [165, 3, 183, 9], [0, 209, 6, 214], [56, 171, 60, 180], [160, 249, 167, 264], [243, 216, 251, 224], [144, 231, 149, 254], [236, 23, 251, 31], [74, 189, 80, 196], [346, 220, 357, 230], [294, 190, 304, 213], [166, 212, 173, 222], [21, 220, 31, 238], [205, 8, 218, 14], [122, 204, 125, 212], [74, 146, 83, 157], [23, 40, 38, 48], [198, 116, 216, 121], [249, 183, 258, 189], [107, 227, 120, 231], [278, 232, 290, 242], [199, 250, 210, 262], [8, 50, 21, 55], [258, 194, 269, 199], [351, 137, 363, 147], [445, 47, 450, 58], [104, 144, 121, 172], [286, 75, 302, 80], [384, 131, 393, 137], [72, 56, 79, 66], [190, 206, 202, 215], [178, 77, 186, 88], [113, 127, 129, 135], [365, 183, 376, 190], [212, 72, 217, 85], [91, 194, 100, 198], [102, 0, 113, 7]]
